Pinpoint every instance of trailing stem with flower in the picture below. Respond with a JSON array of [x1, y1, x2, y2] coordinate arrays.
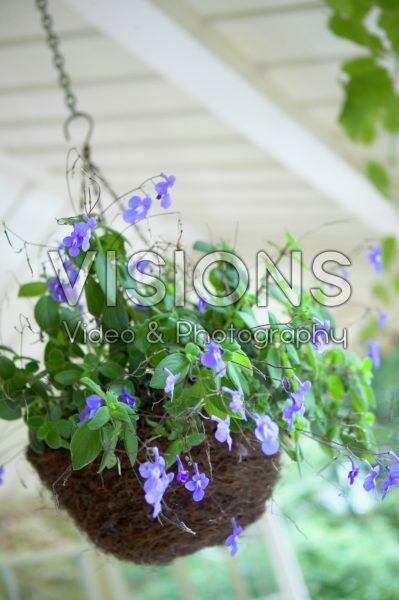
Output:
[[0, 170, 396, 558]]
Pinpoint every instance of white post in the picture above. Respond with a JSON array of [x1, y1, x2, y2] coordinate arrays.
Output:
[[259, 509, 309, 600]]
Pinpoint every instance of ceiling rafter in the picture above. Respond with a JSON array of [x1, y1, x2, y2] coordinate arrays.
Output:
[[58, 0, 399, 234], [202, 1, 325, 22], [0, 28, 99, 49]]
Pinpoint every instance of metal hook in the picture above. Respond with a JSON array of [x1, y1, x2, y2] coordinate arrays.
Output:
[[63, 111, 94, 152]]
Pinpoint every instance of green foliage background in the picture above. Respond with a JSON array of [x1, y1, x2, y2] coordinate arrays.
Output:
[[325, 0, 399, 196]]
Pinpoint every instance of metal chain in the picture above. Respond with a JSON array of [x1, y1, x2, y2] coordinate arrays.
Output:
[[35, 0, 78, 115]]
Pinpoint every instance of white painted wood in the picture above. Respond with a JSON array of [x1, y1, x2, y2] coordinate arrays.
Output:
[[211, 7, 352, 63], [185, 0, 324, 18], [259, 510, 310, 600], [59, 0, 399, 234]]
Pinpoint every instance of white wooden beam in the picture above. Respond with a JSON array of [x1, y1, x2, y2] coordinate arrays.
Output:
[[59, 0, 399, 234]]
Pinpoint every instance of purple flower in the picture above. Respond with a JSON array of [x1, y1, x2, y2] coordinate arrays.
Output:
[[48, 277, 68, 303], [389, 451, 399, 474], [252, 414, 280, 456], [176, 455, 190, 483], [221, 386, 246, 420], [119, 387, 136, 408], [139, 447, 165, 480], [146, 473, 174, 518], [201, 342, 226, 378], [0, 466, 4, 486], [139, 447, 174, 518], [129, 256, 152, 275], [155, 173, 176, 209], [363, 462, 380, 498], [48, 259, 80, 303], [377, 309, 388, 330], [123, 195, 152, 224], [63, 215, 97, 257], [381, 452, 399, 500], [282, 402, 296, 432], [211, 415, 233, 451], [381, 468, 399, 500], [185, 463, 209, 502], [367, 340, 381, 368], [283, 376, 311, 430], [367, 245, 383, 273], [312, 318, 330, 355], [282, 377, 291, 392], [347, 457, 359, 486], [290, 376, 312, 405], [198, 297, 207, 314], [225, 517, 243, 557], [77, 394, 104, 427], [164, 367, 181, 400]]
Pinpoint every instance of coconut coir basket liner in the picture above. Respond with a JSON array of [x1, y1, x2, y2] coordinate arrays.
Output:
[[27, 428, 279, 564]]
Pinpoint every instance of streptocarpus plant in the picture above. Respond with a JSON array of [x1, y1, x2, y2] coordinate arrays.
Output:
[[0, 171, 396, 561]]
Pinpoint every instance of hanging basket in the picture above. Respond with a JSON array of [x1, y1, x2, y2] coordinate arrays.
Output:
[[27, 427, 279, 564]]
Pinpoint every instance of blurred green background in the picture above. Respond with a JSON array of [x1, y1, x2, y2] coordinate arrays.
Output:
[[1, 348, 398, 600]]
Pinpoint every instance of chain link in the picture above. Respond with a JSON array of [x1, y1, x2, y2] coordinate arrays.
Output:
[[35, 0, 78, 115]]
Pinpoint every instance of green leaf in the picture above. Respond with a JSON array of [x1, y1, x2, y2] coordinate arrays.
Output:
[[325, 0, 372, 20], [37, 421, 52, 440], [204, 392, 231, 421], [88, 406, 110, 430], [98, 361, 125, 379], [326, 0, 373, 21], [70, 422, 102, 470], [339, 57, 399, 142], [366, 162, 391, 198], [34, 296, 60, 334], [45, 348, 65, 373], [379, 9, 399, 53], [185, 432, 206, 448], [110, 404, 132, 423], [231, 350, 253, 375], [27, 415, 44, 428], [382, 236, 397, 268], [286, 344, 300, 366], [45, 429, 62, 449], [149, 353, 190, 389], [123, 428, 138, 467], [328, 374, 345, 403], [165, 439, 185, 465], [0, 356, 16, 380], [102, 297, 129, 334], [285, 231, 301, 250], [80, 376, 107, 400], [371, 283, 390, 304], [18, 281, 48, 297], [85, 277, 105, 317], [184, 342, 201, 361], [98, 450, 117, 472], [60, 307, 83, 343], [54, 369, 82, 386], [83, 354, 100, 371], [237, 309, 258, 329], [227, 363, 249, 396], [29, 429, 45, 453], [329, 13, 383, 52], [193, 240, 215, 253], [54, 419, 72, 438], [266, 347, 283, 386], [0, 398, 21, 420], [95, 253, 116, 305]]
